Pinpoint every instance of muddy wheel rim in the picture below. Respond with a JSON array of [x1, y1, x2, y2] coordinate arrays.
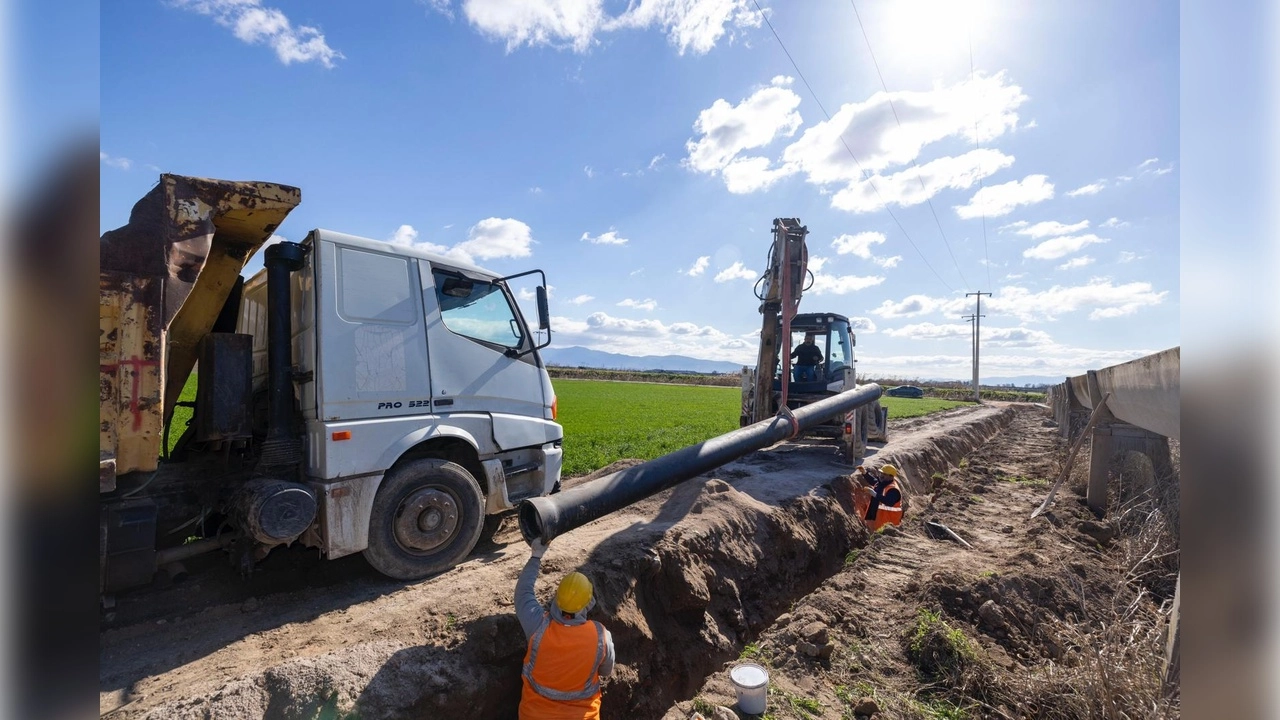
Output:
[[394, 487, 461, 553]]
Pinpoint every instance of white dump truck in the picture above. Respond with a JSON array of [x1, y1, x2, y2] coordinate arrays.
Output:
[[100, 175, 562, 594]]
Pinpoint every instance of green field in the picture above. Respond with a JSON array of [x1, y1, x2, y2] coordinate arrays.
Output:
[[554, 378, 741, 476], [554, 379, 971, 476], [879, 396, 972, 420]]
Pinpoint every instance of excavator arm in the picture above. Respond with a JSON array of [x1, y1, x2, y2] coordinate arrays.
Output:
[[745, 218, 809, 424]]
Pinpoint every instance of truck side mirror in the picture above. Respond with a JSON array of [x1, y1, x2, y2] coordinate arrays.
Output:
[[536, 286, 550, 330]]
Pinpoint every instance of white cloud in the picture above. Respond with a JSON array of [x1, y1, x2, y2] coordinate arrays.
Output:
[[849, 317, 877, 333], [1066, 181, 1105, 197], [617, 297, 658, 311], [580, 229, 629, 245], [1022, 119, 1038, 129], [529, 186, 543, 194], [988, 279, 1167, 321], [685, 78, 802, 175], [1118, 251, 1144, 263], [721, 156, 798, 193], [1138, 157, 1159, 169], [1100, 217, 1129, 229], [390, 224, 420, 245], [649, 153, 666, 170], [871, 294, 967, 318], [457, 218, 534, 259], [829, 148, 1014, 213], [686, 255, 711, 276], [828, 232, 900, 269], [603, 0, 762, 55], [954, 174, 1053, 218], [1022, 233, 1108, 260], [567, 294, 594, 305], [550, 311, 754, 364], [808, 272, 885, 295], [100, 151, 131, 170], [583, 165, 595, 178], [1003, 272, 1025, 280], [831, 231, 886, 259], [807, 256, 829, 272], [684, 72, 1031, 215], [1152, 166, 1173, 176], [1004, 219, 1089, 239], [518, 284, 556, 300], [714, 261, 757, 283], [1057, 255, 1095, 270], [784, 72, 1027, 182], [453, 0, 759, 55], [860, 345, 1157, 381], [881, 322, 1056, 348], [173, 0, 343, 67]]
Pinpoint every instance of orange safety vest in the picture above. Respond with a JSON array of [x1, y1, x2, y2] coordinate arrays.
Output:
[[866, 478, 903, 531], [520, 612, 607, 720]]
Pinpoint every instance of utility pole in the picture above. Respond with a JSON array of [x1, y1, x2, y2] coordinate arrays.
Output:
[[965, 292, 990, 402]]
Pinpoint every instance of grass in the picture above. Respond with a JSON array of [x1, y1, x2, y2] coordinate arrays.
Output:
[[878, 396, 971, 420], [844, 549, 860, 566], [909, 608, 975, 665], [691, 697, 716, 716], [166, 372, 199, 455], [909, 697, 971, 720], [998, 474, 1050, 487], [554, 378, 741, 476], [740, 642, 771, 664]]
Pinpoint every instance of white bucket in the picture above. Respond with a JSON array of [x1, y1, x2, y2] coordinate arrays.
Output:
[[729, 662, 769, 715]]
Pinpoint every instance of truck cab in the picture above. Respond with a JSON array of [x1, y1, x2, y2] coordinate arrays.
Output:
[[99, 175, 563, 592], [238, 230, 563, 579]]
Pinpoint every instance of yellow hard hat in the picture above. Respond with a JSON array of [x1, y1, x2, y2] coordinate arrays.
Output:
[[556, 572, 594, 614], [879, 464, 900, 477]]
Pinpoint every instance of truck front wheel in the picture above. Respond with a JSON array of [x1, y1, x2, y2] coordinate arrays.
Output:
[[363, 459, 485, 581]]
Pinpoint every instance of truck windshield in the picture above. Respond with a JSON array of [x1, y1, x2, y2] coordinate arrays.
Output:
[[432, 270, 524, 349]]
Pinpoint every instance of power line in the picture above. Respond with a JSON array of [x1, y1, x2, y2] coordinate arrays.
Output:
[[968, 26, 993, 290], [848, 0, 969, 289], [750, 0, 955, 294]]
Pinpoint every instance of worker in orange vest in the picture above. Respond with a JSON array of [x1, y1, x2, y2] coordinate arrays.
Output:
[[515, 538, 615, 719], [852, 464, 904, 531]]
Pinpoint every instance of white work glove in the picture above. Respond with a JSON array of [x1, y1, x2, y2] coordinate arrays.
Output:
[[530, 538, 549, 559]]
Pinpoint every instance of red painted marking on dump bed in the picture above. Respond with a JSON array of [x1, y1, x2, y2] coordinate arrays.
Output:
[[102, 357, 161, 431]]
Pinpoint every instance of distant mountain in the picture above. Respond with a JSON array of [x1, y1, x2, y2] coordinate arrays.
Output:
[[542, 346, 744, 374]]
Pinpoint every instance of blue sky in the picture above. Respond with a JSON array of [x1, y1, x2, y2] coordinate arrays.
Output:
[[100, 0, 1178, 380]]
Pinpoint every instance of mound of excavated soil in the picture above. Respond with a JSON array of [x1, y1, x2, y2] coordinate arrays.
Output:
[[101, 405, 1012, 720]]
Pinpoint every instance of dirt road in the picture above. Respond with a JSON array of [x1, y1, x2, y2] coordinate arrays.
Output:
[[100, 404, 1013, 719]]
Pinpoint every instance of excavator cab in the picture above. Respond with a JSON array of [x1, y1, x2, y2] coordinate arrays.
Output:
[[772, 313, 855, 394]]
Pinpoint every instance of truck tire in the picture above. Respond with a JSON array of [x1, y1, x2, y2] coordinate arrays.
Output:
[[363, 459, 485, 581]]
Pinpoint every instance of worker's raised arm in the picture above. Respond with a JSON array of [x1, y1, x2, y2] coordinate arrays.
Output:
[[598, 627, 616, 678], [515, 539, 549, 638]]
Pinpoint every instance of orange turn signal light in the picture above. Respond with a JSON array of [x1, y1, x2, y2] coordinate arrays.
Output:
[[551, 397, 558, 420], [332, 430, 352, 441]]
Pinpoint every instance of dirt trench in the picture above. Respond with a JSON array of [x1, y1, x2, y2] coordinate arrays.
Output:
[[663, 406, 1179, 720], [100, 405, 1012, 720]]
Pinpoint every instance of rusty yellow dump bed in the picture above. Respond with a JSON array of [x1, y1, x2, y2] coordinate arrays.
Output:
[[99, 175, 301, 487]]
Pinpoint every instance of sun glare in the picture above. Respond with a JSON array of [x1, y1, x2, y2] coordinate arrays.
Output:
[[875, 0, 1000, 75]]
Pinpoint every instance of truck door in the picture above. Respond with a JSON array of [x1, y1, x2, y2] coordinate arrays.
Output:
[[420, 263, 549, 438], [315, 240, 432, 420]]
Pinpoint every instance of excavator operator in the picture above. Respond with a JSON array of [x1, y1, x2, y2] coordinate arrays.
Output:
[[791, 333, 823, 382]]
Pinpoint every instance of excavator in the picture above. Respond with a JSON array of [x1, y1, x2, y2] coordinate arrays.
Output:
[[739, 218, 887, 463]]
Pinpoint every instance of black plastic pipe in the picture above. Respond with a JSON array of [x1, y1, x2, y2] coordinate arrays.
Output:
[[260, 242, 306, 469], [519, 383, 883, 544]]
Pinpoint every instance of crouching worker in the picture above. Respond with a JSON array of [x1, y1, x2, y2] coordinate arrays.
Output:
[[516, 538, 615, 720], [852, 464, 904, 531]]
